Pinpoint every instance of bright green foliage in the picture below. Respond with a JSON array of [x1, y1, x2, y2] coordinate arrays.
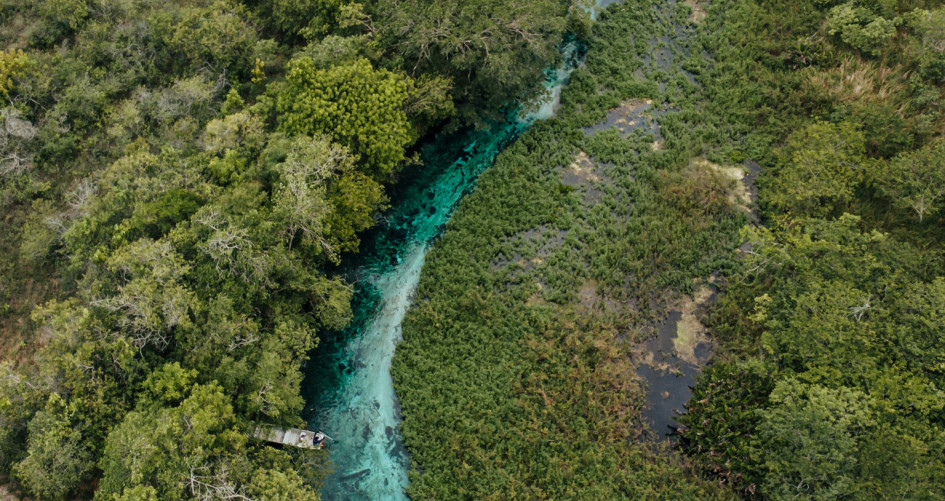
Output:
[[826, 3, 898, 56], [872, 139, 945, 221], [764, 122, 867, 218], [0, 50, 31, 99], [13, 395, 93, 501], [757, 380, 872, 501], [140, 363, 199, 408], [278, 57, 412, 177], [248, 469, 320, 501], [112, 486, 159, 501], [203, 111, 266, 157], [325, 171, 387, 254], [97, 382, 242, 498]]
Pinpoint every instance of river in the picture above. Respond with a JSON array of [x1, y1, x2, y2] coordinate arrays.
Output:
[[298, 5, 625, 500]]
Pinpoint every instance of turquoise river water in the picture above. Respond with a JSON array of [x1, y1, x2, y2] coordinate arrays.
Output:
[[301, 16, 603, 501]]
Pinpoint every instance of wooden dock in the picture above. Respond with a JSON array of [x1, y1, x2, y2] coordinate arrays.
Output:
[[252, 424, 321, 449]]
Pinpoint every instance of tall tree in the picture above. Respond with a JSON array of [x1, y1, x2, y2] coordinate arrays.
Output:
[[278, 57, 412, 178], [757, 380, 872, 501], [872, 139, 945, 221], [764, 121, 868, 218], [372, 0, 567, 124]]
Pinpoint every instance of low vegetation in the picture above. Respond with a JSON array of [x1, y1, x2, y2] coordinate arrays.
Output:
[[397, 0, 945, 499], [394, 0, 748, 498]]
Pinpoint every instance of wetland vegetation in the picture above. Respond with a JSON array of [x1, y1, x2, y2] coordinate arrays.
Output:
[[0, 0, 943, 499]]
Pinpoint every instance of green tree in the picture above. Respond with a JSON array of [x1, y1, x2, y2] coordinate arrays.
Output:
[[12, 395, 93, 501], [278, 57, 412, 177], [98, 239, 196, 351], [33, 0, 89, 44], [764, 121, 868, 218], [139, 362, 198, 408], [112, 485, 159, 501], [203, 111, 265, 157], [0, 50, 31, 99], [151, 0, 258, 75], [757, 380, 872, 501], [240, 339, 310, 421], [826, 3, 897, 56], [0, 363, 44, 470], [271, 135, 352, 259], [872, 139, 945, 221], [39, 0, 88, 30], [372, 0, 567, 124], [248, 469, 320, 501], [404, 74, 455, 136], [97, 382, 243, 499], [264, 0, 355, 39], [855, 426, 945, 499], [906, 8, 945, 82], [326, 171, 387, 254]]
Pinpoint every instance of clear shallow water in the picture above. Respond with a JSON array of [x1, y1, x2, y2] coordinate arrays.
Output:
[[302, 13, 607, 500], [301, 47, 582, 501], [299, 117, 533, 499]]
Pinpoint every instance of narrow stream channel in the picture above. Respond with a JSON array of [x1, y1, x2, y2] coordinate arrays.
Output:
[[301, 36, 586, 501], [297, 1, 670, 497]]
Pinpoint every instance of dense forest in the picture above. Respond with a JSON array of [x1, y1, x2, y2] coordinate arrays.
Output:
[[0, 0, 574, 498], [0, 0, 943, 500]]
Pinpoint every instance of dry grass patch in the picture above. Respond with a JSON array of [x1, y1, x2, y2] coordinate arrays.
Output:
[[690, 158, 752, 213], [805, 55, 909, 108], [673, 285, 714, 365], [565, 151, 602, 184], [0, 484, 24, 501], [685, 0, 706, 23]]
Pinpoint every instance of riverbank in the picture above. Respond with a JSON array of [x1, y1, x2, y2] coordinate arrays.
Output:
[[299, 35, 587, 500], [393, 0, 748, 497]]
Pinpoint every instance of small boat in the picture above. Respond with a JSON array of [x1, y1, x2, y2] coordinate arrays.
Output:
[[251, 424, 329, 450]]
